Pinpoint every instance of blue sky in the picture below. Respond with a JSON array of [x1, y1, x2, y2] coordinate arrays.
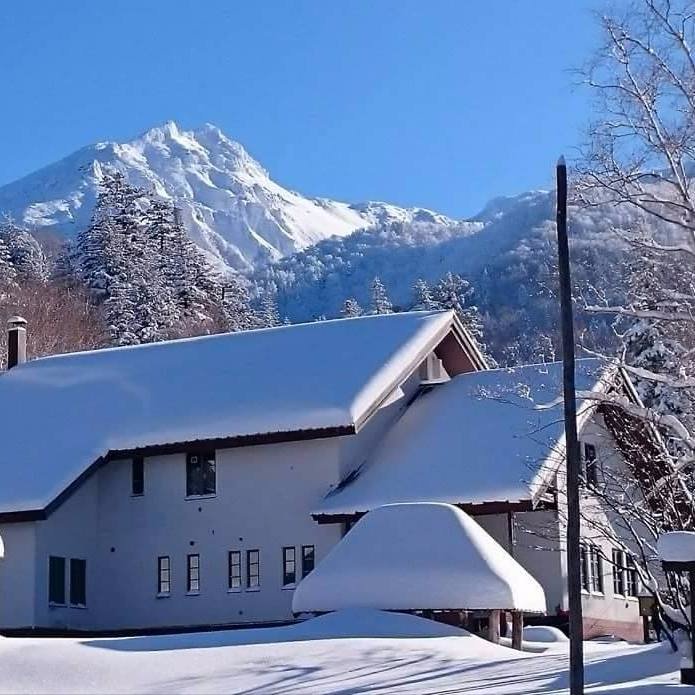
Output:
[[0, 1, 598, 217]]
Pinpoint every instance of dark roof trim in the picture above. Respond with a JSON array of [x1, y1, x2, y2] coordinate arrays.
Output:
[[313, 499, 540, 524], [111, 425, 355, 459], [0, 425, 356, 524]]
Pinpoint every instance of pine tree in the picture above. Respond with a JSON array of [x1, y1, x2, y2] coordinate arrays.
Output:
[[622, 255, 693, 425], [0, 235, 17, 296], [257, 285, 281, 328], [411, 278, 437, 310], [370, 276, 393, 315], [433, 271, 482, 338], [70, 172, 222, 345], [341, 297, 362, 317], [219, 274, 255, 332], [0, 221, 48, 281]]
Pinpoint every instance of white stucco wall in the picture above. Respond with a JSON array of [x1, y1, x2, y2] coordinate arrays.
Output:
[[0, 522, 37, 628], [89, 437, 344, 630]]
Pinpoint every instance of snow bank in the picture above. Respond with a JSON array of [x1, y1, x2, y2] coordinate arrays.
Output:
[[0, 311, 455, 513], [658, 531, 695, 563], [317, 360, 605, 514], [294, 608, 469, 639], [293, 502, 546, 614], [522, 626, 569, 643]]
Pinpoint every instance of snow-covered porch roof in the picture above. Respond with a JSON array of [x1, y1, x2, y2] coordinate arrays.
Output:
[[314, 360, 608, 519], [0, 310, 483, 518], [292, 503, 547, 614]]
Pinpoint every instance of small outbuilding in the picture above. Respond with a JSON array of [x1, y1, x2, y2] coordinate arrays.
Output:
[[292, 502, 546, 648]]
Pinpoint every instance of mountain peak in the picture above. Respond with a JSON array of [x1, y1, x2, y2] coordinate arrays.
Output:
[[0, 121, 457, 273]]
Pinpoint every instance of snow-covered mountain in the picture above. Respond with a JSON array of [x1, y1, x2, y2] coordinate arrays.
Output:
[[0, 121, 454, 271], [254, 187, 661, 360]]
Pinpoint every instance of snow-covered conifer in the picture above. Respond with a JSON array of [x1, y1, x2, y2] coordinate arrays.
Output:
[[370, 276, 393, 315], [219, 274, 255, 332], [433, 272, 482, 338], [0, 221, 48, 281], [411, 278, 437, 311], [341, 298, 362, 317]]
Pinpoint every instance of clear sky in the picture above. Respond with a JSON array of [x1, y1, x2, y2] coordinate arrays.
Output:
[[0, 1, 599, 218]]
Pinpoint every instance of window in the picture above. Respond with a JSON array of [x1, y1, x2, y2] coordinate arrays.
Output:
[[49, 556, 66, 605], [157, 556, 171, 595], [282, 547, 296, 587], [228, 551, 242, 591], [187, 554, 200, 594], [132, 456, 144, 496], [589, 546, 603, 593], [612, 549, 625, 596], [625, 555, 638, 597], [301, 545, 315, 578], [580, 545, 590, 592], [247, 549, 260, 589], [583, 443, 598, 488], [186, 451, 216, 497], [69, 559, 86, 606]]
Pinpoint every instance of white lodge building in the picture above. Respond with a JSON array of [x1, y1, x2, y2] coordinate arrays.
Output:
[[0, 311, 651, 638]]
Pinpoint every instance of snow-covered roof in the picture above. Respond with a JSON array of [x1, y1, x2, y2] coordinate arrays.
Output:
[[658, 532, 695, 563], [292, 503, 547, 613], [315, 360, 606, 516], [0, 310, 462, 514]]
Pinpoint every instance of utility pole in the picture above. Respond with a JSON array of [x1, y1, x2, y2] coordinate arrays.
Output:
[[556, 156, 584, 694]]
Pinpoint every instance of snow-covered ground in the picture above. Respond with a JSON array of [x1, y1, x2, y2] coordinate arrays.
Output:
[[0, 610, 684, 694]]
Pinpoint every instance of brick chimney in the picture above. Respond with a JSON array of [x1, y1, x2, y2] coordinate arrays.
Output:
[[7, 316, 27, 369]]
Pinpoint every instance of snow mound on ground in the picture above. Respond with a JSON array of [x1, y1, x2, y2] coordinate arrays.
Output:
[[522, 626, 569, 643], [295, 609, 469, 639], [293, 502, 546, 614]]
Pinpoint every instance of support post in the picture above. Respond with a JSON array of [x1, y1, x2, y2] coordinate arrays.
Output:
[[691, 570, 695, 673], [556, 156, 584, 695], [512, 611, 523, 651], [488, 610, 500, 644], [507, 511, 515, 558], [642, 615, 650, 644]]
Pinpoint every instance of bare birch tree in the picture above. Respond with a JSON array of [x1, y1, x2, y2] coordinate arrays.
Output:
[[572, 0, 695, 635]]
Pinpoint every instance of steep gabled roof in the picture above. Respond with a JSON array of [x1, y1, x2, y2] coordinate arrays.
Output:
[[314, 359, 608, 518], [0, 310, 479, 516]]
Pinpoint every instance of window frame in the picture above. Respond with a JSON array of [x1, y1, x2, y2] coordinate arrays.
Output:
[[131, 456, 144, 496], [48, 556, 66, 606], [625, 555, 638, 597], [157, 556, 171, 596], [301, 545, 315, 579], [187, 553, 200, 595], [228, 551, 242, 592], [580, 544, 590, 592], [185, 451, 216, 498], [282, 546, 296, 588], [69, 558, 87, 607], [589, 545, 604, 593], [583, 443, 598, 488], [612, 548, 626, 596], [246, 549, 260, 590]]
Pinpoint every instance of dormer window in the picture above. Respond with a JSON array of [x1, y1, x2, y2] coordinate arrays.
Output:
[[186, 451, 216, 497]]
